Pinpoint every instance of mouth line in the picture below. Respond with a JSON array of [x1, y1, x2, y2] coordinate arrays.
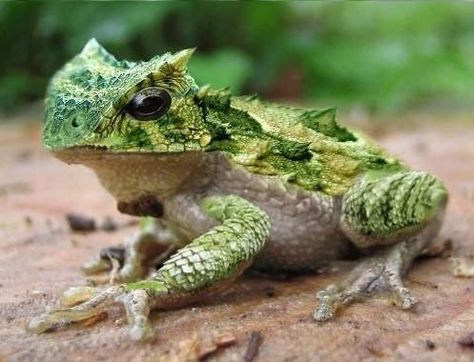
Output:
[[51, 146, 198, 163], [53, 146, 166, 156]]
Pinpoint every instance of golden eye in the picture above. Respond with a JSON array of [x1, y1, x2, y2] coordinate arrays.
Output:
[[125, 87, 171, 121]]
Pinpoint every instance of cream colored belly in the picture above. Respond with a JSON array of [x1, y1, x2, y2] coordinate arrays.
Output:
[[163, 166, 352, 271]]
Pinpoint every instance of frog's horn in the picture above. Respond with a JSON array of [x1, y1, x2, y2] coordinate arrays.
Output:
[[79, 38, 118, 66], [168, 48, 195, 72]]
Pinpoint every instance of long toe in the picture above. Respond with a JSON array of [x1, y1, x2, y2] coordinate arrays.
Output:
[[393, 287, 418, 310], [123, 289, 154, 342], [129, 323, 154, 342], [27, 314, 59, 334], [60, 286, 97, 307], [81, 256, 112, 275], [313, 287, 344, 322], [28, 285, 124, 335]]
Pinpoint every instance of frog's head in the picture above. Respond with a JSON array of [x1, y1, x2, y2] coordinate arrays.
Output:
[[42, 39, 222, 203], [43, 38, 212, 156]]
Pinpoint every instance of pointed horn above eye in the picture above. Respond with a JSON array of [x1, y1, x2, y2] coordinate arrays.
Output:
[[81, 38, 107, 56], [79, 38, 117, 64], [169, 48, 196, 72]]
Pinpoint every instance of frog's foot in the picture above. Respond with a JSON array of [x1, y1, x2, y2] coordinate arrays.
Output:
[[28, 284, 158, 342], [313, 244, 418, 321], [81, 220, 177, 284], [81, 245, 126, 276]]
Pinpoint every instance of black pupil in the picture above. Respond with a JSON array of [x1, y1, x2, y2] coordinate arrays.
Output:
[[126, 88, 171, 120], [137, 95, 163, 116]]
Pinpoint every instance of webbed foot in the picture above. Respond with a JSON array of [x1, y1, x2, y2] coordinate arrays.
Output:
[[28, 282, 164, 342], [313, 243, 418, 321]]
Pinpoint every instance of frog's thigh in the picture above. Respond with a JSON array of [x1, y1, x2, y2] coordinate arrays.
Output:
[[341, 171, 447, 248]]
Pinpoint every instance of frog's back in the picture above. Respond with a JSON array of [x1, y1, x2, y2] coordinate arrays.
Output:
[[209, 96, 404, 196]]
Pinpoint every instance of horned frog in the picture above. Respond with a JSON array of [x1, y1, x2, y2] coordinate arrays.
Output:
[[29, 39, 448, 342]]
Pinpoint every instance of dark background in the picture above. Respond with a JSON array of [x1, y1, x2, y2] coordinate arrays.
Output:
[[1, 2, 474, 116]]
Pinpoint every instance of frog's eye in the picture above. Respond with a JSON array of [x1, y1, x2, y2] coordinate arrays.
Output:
[[125, 87, 171, 121]]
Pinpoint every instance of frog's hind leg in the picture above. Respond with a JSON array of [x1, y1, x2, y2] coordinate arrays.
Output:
[[82, 218, 178, 283], [29, 195, 271, 342], [314, 171, 448, 321]]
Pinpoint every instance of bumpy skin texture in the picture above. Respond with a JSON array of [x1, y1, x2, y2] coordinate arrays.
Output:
[[29, 39, 448, 341]]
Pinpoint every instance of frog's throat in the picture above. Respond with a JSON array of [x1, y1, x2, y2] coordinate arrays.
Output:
[[53, 148, 208, 201]]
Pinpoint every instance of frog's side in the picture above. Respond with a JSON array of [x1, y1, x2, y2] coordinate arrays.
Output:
[[29, 40, 448, 342], [67, 150, 350, 271]]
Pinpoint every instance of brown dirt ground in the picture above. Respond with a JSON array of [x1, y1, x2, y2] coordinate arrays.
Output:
[[0, 116, 473, 362]]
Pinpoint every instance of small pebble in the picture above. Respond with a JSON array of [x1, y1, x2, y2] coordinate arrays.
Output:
[[214, 334, 236, 347], [101, 217, 118, 232], [458, 332, 474, 347], [24, 216, 33, 226], [425, 339, 436, 350], [264, 286, 275, 297], [66, 213, 96, 232]]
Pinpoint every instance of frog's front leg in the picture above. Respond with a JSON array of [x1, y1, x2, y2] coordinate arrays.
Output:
[[314, 171, 448, 321], [28, 195, 270, 341], [81, 218, 178, 283]]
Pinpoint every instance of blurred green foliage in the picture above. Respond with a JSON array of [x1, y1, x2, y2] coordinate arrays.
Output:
[[1, 2, 473, 115]]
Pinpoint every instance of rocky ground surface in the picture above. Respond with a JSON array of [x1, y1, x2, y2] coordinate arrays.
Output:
[[0, 115, 473, 362]]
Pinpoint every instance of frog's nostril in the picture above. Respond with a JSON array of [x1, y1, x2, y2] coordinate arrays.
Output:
[[71, 117, 80, 128]]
